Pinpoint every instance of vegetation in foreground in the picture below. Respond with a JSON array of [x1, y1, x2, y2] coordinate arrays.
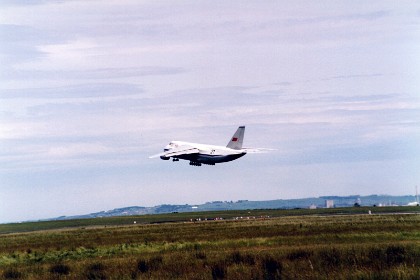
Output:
[[0, 210, 419, 279]]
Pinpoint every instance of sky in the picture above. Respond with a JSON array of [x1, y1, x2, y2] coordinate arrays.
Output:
[[1, 1, 419, 223]]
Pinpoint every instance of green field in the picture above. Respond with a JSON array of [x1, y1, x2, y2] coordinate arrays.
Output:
[[1, 207, 419, 279]]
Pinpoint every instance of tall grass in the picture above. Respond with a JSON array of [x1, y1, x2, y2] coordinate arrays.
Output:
[[0, 213, 419, 279]]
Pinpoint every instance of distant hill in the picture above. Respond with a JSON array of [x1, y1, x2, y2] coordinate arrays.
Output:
[[52, 194, 418, 221]]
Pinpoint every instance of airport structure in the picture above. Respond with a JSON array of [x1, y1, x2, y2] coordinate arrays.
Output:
[[325, 200, 334, 208]]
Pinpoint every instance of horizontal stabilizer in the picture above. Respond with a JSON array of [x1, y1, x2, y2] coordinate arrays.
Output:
[[242, 147, 276, 153]]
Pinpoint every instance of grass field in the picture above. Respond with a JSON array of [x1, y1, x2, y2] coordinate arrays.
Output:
[[1, 207, 419, 279]]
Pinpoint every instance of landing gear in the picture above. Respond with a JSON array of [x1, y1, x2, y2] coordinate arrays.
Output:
[[173, 158, 179, 162], [189, 161, 215, 166]]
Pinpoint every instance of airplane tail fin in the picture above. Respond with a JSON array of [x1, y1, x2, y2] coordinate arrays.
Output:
[[226, 126, 245, 150]]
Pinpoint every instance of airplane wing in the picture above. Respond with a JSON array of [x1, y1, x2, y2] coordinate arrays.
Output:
[[149, 146, 200, 159], [242, 147, 276, 153]]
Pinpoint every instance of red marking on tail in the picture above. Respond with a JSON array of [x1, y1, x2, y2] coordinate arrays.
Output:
[[232, 137, 238, 141]]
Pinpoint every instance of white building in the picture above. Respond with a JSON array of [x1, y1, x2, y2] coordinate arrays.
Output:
[[325, 200, 334, 208]]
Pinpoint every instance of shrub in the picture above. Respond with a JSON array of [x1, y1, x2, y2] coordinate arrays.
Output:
[[287, 249, 312, 261], [88, 263, 105, 271], [262, 256, 282, 280], [149, 256, 163, 270], [228, 251, 255, 265], [211, 262, 227, 279], [3, 269, 22, 279], [367, 247, 384, 270], [386, 245, 406, 266], [85, 262, 106, 280], [195, 251, 207, 260], [137, 256, 163, 273], [49, 263, 70, 275], [230, 251, 243, 264], [137, 259, 149, 273], [318, 248, 341, 268], [242, 254, 256, 265]]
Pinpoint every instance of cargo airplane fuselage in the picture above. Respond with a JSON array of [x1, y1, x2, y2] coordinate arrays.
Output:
[[150, 126, 264, 166]]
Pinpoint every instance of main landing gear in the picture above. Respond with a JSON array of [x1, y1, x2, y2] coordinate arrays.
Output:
[[172, 158, 179, 162], [189, 161, 215, 166]]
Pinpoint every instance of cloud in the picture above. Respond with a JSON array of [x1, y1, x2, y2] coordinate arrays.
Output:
[[3, 81, 417, 164], [1, 1, 420, 222], [322, 73, 385, 81], [47, 143, 110, 158], [0, 83, 143, 99]]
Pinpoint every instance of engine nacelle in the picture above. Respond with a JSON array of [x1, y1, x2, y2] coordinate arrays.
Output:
[[160, 156, 170, 160]]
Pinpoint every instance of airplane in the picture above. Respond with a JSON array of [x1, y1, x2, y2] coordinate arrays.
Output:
[[149, 126, 269, 166]]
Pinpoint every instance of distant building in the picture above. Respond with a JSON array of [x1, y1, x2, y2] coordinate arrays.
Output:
[[309, 204, 317, 209], [407, 186, 419, 206], [325, 200, 334, 208]]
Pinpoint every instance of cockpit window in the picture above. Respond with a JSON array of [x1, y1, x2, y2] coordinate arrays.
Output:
[[164, 142, 176, 152], [168, 142, 179, 148]]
